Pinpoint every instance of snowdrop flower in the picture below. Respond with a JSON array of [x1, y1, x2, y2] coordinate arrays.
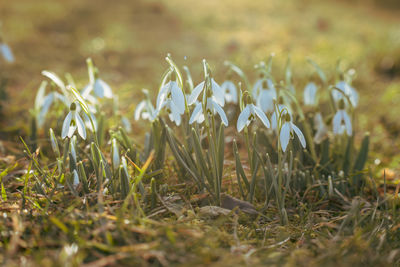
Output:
[[237, 100, 270, 132], [271, 104, 290, 130], [303, 82, 318, 106], [82, 78, 113, 99], [332, 100, 352, 136], [332, 81, 358, 107], [252, 78, 263, 100], [220, 80, 238, 104], [189, 97, 228, 126], [252, 78, 274, 97], [188, 77, 224, 107], [156, 73, 185, 115], [159, 98, 183, 126], [61, 102, 87, 140], [257, 80, 277, 113], [189, 101, 205, 124], [279, 113, 306, 152], [135, 99, 156, 121], [313, 112, 328, 144], [0, 43, 14, 63]]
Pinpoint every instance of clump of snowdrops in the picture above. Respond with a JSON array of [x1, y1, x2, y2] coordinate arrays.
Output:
[[21, 54, 369, 225]]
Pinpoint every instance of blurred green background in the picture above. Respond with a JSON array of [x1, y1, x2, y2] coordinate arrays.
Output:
[[1, 0, 400, 167]]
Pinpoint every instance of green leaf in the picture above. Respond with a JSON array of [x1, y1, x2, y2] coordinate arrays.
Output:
[[353, 133, 369, 172], [233, 140, 250, 192], [1, 183, 7, 201]]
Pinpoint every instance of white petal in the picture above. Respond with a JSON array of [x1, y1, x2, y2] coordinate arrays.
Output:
[[134, 101, 146, 121], [212, 100, 228, 126], [188, 81, 204, 105], [280, 123, 291, 152], [38, 93, 54, 127], [253, 105, 270, 128], [237, 105, 251, 132], [221, 81, 237, 104], [259, 90, 274, 113], [267, 79, 275, 90], [61, 112, 73, 139], [342, 110, 352, 136], [189, 102, 203, 124], [332, 111, 342, 135], [303, 82, 317, 106], [271, 112, 278, 130], [94, 79, 113, 98], [156, 83, 169, 110], [67, 125, 76, 138], [0, 44, 14, 63], [171, 81, 185, 114], [252, 79, 263, 99], [170, 101, 182, 126], [314, 125, 328, 144], [211, 79, 225, 107], [75, 113, 87, 140], [292, 123, 306, 148], [72, 170, 80, 186]]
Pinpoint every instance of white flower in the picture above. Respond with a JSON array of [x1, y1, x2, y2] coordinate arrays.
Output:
[[134, 100, 156, 121], [220, 80, 238, 104], [159, 99, 183, 126], [252, 79, 274, 100], [279, 113, 306, 152], [189, 101, 205, 124], [257, 80, 276, 113], [333, 109, 352, 136], [332, 81, 358, 107], [313, 112, 328, 144], [0, 43, 14, 63], [271, 104, 290, 130], [189, 97, 228, 126], [82, 78, 113, 99], [237, 104, 270, 132], [188, 78, 224, 107], [156, 80, 185, 115], [303, 82, 318, 106], [61, 103, 87, 140]]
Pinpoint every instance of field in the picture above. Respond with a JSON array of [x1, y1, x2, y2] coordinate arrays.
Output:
[[1, 0, 400, 266]]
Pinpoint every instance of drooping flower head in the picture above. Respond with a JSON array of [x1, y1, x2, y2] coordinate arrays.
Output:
[[189, 90, 228, 126], [303, 82, 318, 106], [154, 70, 186, 126], [156, 71, 185, 115], [61, 102, 87, 140], [313, 112, 328, 144], [188, 60, 224, 107], [237, 93, 270, 132], [332, 99, 352, 136], [221, 79, 238, 104], [257, 79, 277, 113], [332, 81, 358, 108], [279, 113, 306, 152], [188, 60, 228, 126], [81, 58, 113, 99]]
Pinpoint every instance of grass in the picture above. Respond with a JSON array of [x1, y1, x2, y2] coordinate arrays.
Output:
[[1, 0, 400, 266]]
